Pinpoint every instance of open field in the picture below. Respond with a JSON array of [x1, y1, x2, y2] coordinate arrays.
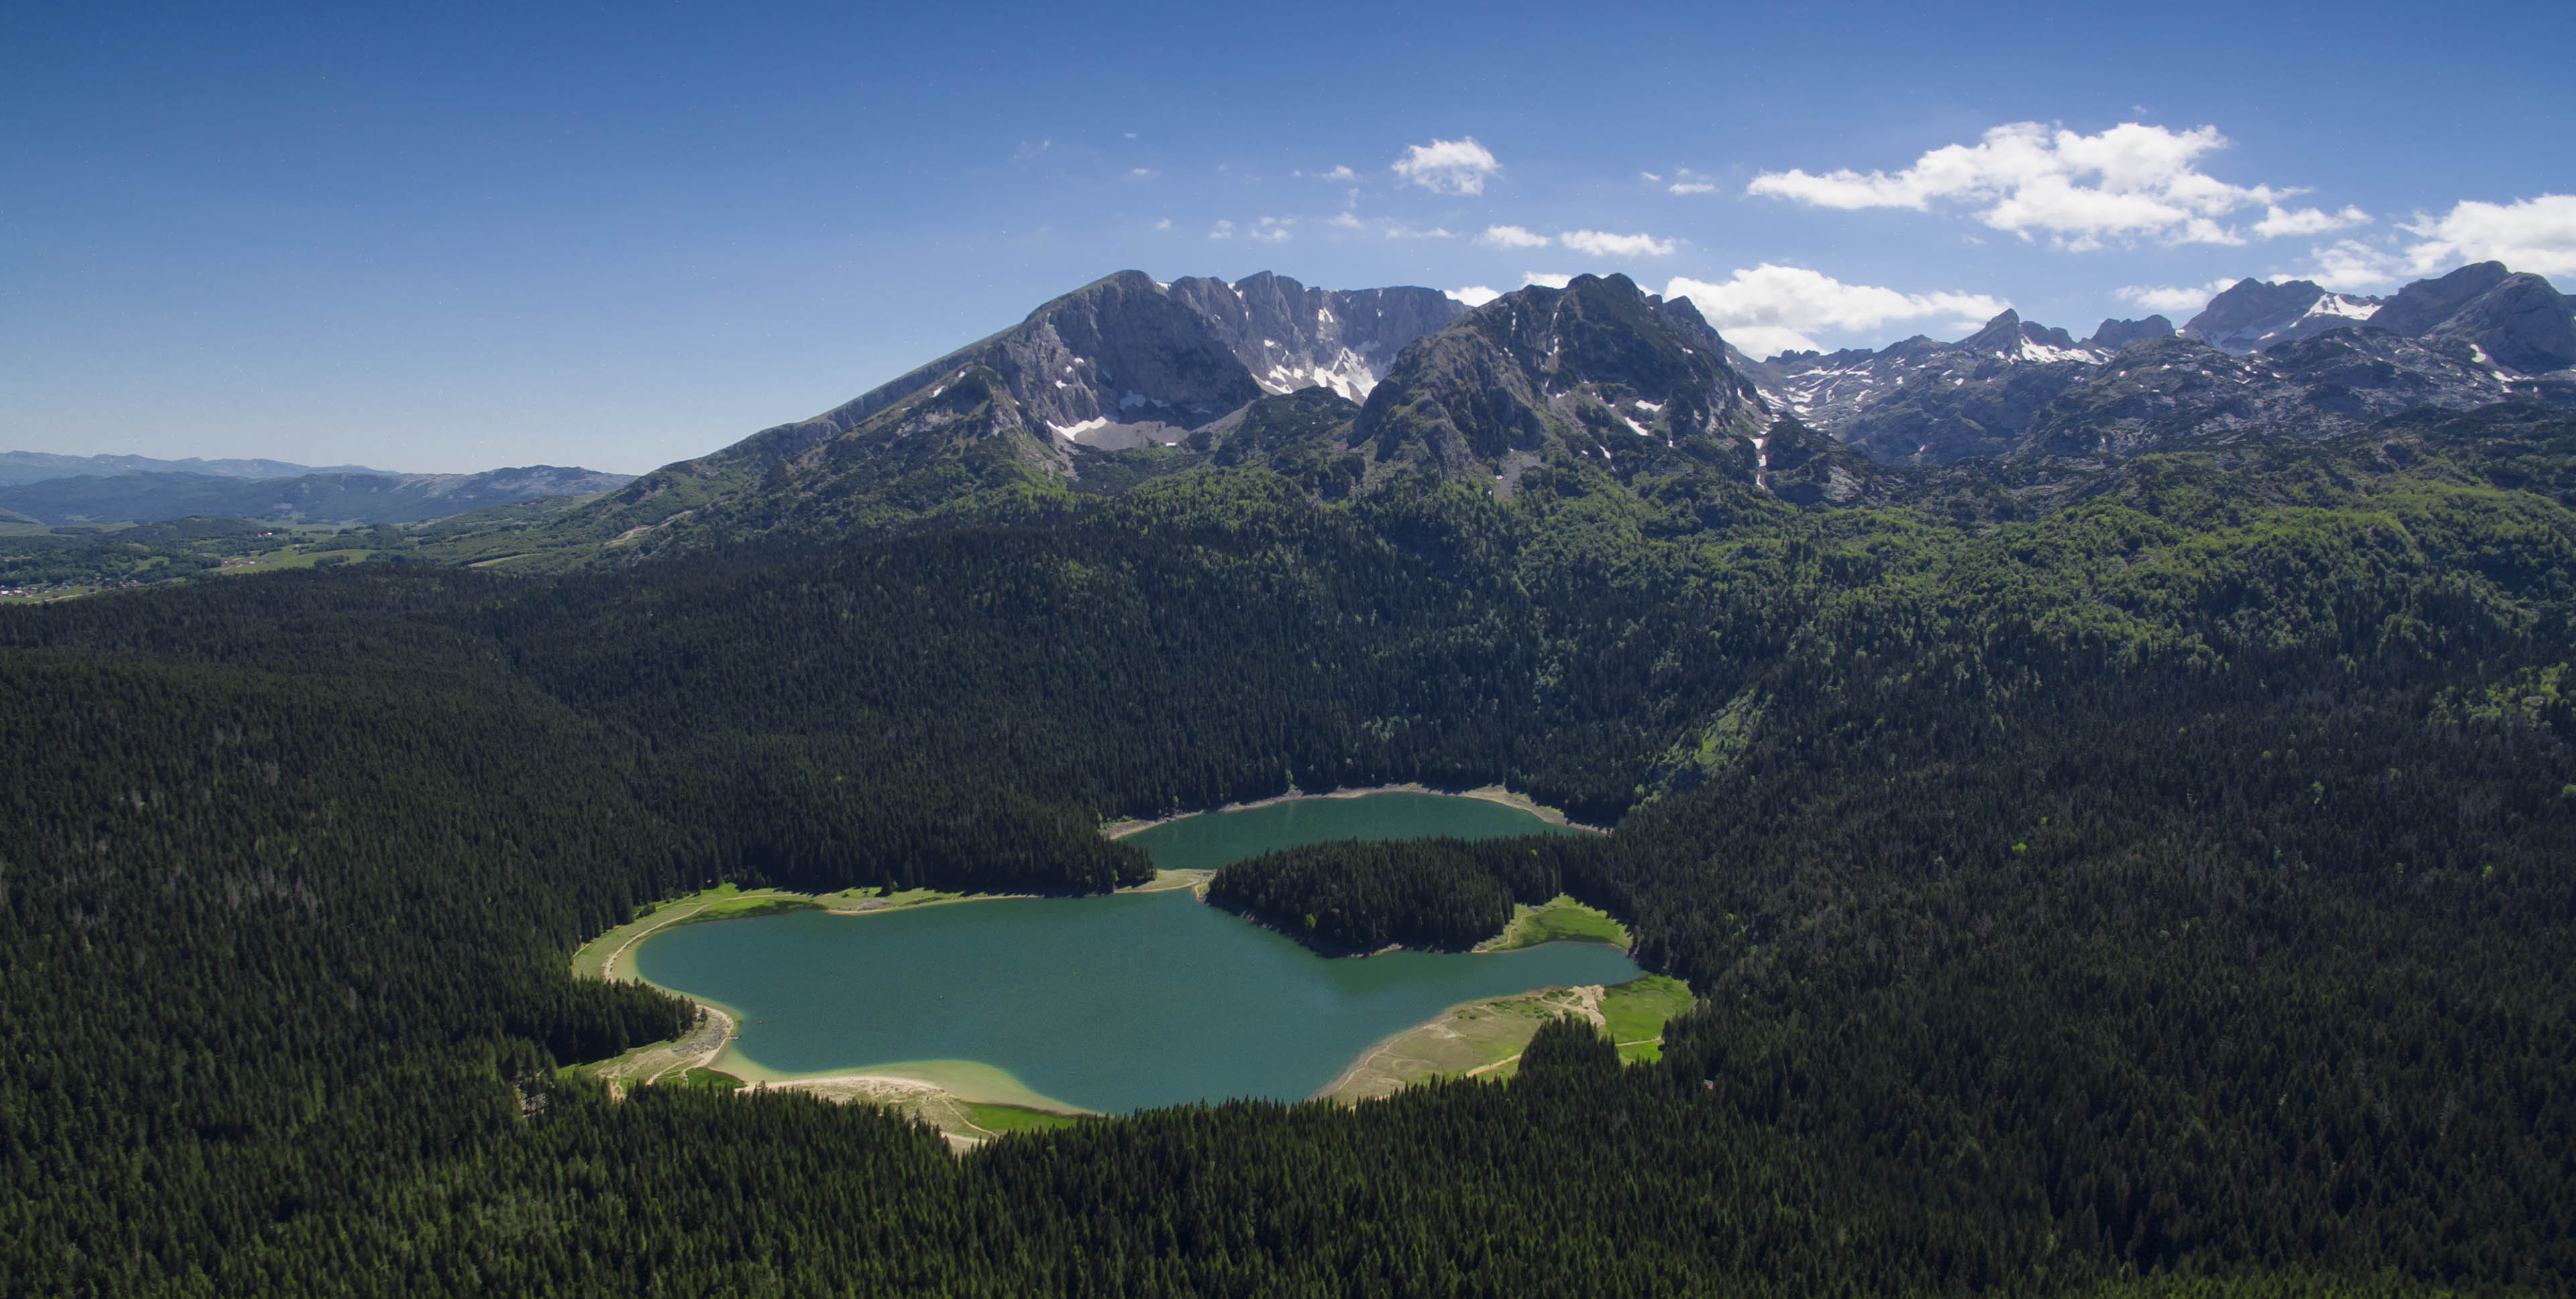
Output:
[[214, 546, 372, 575], [1478, 894, 1629, 952]]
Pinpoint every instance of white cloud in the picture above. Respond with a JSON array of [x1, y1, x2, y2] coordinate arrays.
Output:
[[1478, 224, 1553, 249], [1328, 212, 1363, 229], [1523, 272, 1573, 288], [1447, 286, 1503, 307], [2275, 195, 2576, 291], [1482, 227, 1678, 256], [1384, 224, 1455, 239], [2114, 280, 2236, 315], [2302, 240, 2407, 292], [1748, 121, 2343, 250], [1128, 167, 1158, 180], [1209, 219, 1234, 240], [1664, 167, 1717, 196], [1560, 229, 1677, 258], [1663, 264, 2008, 357], [1392, 137, 1501, 196], [1297, 164, 1360, 182], [1640, 171, 1662, 182], [2402, 193, 2576, 278], [1152, 217, 1171, 230], [2251, 204, 2368, 238], [1250, 217, 1294, 243]]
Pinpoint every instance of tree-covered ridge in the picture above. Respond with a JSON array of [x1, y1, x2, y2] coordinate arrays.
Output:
[[0, 404, 2570, 1291]]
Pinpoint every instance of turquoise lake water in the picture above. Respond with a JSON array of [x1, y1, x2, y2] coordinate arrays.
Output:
[[633, 792, 1634, 1113]]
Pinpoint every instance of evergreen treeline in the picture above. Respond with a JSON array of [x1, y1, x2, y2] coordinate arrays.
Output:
[[0, 406, 2571, 1292]]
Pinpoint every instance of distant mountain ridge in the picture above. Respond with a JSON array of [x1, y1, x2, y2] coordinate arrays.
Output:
[[1748, 260, 2576, 464], [0, 450, 396, 487], [0, 465, 635, 526]]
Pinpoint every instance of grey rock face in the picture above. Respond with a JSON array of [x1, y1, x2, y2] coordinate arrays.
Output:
[[2363, 262, 2513, 337], [1754, 311, 2113, 466], [2182, 278, 2383, 354], [1165, 272, 1464, 403], [2420, 273, 2576, 374], [2089, 316, 2174, 351], [2021, 329, 2528, 459]]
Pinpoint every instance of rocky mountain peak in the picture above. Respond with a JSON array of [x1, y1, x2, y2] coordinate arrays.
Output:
[[1350, 272, 1769, 485], [1164, 272, 1464, 404], [2366, 262, 2514, 336], [2089, 316, 2176, 351], [2422, 271, 2576, 374]]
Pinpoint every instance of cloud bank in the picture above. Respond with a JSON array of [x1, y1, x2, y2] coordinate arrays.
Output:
[[1664, 264, 2007, 357], [1749, 122, 2364, 250]]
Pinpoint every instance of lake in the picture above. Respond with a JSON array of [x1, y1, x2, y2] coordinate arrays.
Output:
[[633, 791, 1633, 1113], [1116, 789, 1589, 870]]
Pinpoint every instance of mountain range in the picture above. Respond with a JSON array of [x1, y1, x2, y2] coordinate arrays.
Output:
[[0, 463, 636, 527], [436, 259, 2572, 568], [0, 450, 396, 486]]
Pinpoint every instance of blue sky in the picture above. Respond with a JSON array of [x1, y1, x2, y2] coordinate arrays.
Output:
[[5, 0, 2570, 473]]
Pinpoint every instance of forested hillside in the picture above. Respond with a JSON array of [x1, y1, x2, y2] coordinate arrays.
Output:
[[2, 398, 2571, 1292]]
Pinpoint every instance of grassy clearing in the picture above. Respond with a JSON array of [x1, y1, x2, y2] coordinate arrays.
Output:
[[1479, 895, 1629, 952], [684, 895, 822, 924], [1600, 974, 1693, 1063], [676, 1068, 745, 1092], [214, 546, 364, 575]]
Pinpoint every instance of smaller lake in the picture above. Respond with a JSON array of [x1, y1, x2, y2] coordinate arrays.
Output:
[[1118, 790, 1586, 871]]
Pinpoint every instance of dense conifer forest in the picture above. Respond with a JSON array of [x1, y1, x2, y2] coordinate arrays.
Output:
[[2, 402, 2572, 1293]]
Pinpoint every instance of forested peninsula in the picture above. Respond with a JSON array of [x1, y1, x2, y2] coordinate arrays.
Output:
[[5, 369, 2574, 1290]]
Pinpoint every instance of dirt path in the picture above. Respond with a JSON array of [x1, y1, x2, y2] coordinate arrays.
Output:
[[594, 1005, 736, 1094]]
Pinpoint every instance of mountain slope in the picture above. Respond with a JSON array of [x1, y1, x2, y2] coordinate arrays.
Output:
[[498, 271, 1464, 563]]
